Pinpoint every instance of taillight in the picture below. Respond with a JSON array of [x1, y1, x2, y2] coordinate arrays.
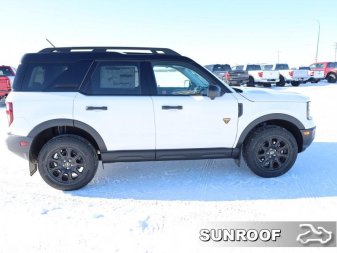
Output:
[[309, 71, 314, 76], [7, 78, 11, 90], [225, 72, 230, 80], [6, 102, 13, 126], [258, 71, 263, 78], [0, 77, 11, 90], [289, 71, 294, 77]]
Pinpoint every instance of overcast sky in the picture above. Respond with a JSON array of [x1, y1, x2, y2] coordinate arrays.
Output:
[[1, 0, 337, 67]]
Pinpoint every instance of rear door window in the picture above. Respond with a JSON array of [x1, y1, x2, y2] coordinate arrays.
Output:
[[83, 61, 141, 95]]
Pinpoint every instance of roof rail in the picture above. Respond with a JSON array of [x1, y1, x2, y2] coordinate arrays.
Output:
[[39, 47, 180, 56]]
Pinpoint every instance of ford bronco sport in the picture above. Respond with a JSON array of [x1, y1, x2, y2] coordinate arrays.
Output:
[[6, 47, 315, 190]]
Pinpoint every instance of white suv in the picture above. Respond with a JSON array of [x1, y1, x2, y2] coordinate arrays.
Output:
[[6, 47, 316, 190]]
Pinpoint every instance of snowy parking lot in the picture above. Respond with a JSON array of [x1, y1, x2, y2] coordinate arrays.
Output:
[[0, 82, 337, 253]]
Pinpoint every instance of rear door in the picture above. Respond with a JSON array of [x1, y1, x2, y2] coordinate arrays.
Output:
[[150, 61, 239, 150], [74, 61, 155, 151]]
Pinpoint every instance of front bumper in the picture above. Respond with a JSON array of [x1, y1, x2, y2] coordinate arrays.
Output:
[[300, 127, 316, 152]]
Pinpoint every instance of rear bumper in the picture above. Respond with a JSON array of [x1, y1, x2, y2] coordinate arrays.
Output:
[[229, 79, 248, 86], [256, 79, 280, 83], [6, 134, 38, 175], [309, 77, 324, 82], [300, 127, 316, 152], [6, 134, 32, 160]]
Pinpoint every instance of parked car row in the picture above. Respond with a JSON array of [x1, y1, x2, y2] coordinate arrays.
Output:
[[0, 65, 16, 100], [205, 61, 337, 87]]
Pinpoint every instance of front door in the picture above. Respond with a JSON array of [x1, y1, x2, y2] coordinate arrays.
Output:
[[150, 62, 239, 150]]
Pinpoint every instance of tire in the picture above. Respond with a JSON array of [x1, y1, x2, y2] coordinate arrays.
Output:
[[327, 73, 337, 83], [38, 135, 98, 190], [243, 125, 298, 178], [291, 81, 300, 86], [276, 75, 286, 86], [247, 76, 255, 87]]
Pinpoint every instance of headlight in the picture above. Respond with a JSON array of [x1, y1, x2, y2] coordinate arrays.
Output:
[[307, 101, 312, 120]]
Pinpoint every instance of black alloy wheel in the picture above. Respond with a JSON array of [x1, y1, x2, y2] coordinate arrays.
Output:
[[243, 125, 298, 178], [38, 135, 98, 190]]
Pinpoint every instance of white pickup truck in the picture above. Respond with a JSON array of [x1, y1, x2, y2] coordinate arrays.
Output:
[[232, 64, 279, 87], [261, 64, 310, 86], [299, 66, 325, 83]]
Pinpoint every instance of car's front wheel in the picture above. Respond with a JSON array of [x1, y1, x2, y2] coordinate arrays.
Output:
[[243, 125, 298, 178], [38, 135, 98, 190]]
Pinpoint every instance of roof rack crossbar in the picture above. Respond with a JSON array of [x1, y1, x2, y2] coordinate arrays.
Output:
[[39, 47, 180, 56]]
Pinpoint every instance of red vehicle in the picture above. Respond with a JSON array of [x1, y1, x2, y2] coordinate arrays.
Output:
[[0, 65, 16, 99], [309, 62, 337, 83]]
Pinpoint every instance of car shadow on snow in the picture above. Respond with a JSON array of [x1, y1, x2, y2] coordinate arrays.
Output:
[[68, 142, 337, 201]]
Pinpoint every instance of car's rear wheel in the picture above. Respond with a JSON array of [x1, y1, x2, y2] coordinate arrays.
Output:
[[327, 73, 337, 83], [247, 76, 255, 87], [291, 81, 300, 86], [276, 75, 286, 86], [243, 125, 298, 178], [38, 135, 98, 190]]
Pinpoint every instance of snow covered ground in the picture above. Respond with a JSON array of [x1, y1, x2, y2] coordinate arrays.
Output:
[[0, 82, 337, 253]]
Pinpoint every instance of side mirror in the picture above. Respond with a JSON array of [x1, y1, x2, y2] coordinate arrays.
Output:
[[207, 84, 221, 100]]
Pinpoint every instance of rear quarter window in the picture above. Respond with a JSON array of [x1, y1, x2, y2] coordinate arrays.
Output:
[[20, 61, 91, 91]]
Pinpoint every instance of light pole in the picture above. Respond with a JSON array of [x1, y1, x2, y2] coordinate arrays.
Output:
[[277, 50, 280, 63], [315, 20, 320, 63]]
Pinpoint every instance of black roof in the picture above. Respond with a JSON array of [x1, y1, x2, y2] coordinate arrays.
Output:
[[22, 47, 192, 63]]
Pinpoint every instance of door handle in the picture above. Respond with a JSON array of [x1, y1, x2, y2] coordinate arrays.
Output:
[[86, 106, 108, 111], [162, 105, 183, 110]]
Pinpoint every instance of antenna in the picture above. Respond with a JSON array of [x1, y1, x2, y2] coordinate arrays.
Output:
[[46, 38, 56, 48]]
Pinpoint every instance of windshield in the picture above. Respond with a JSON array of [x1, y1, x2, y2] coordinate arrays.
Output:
[[275, 64, 289, 70], [262, 65, 273, 70], [0, 67, 14, 76], [212, 64, 231, 72], [247, 65, 261, 71]]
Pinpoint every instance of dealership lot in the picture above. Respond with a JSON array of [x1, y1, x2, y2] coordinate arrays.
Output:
[[0, 82, 337, 252]]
